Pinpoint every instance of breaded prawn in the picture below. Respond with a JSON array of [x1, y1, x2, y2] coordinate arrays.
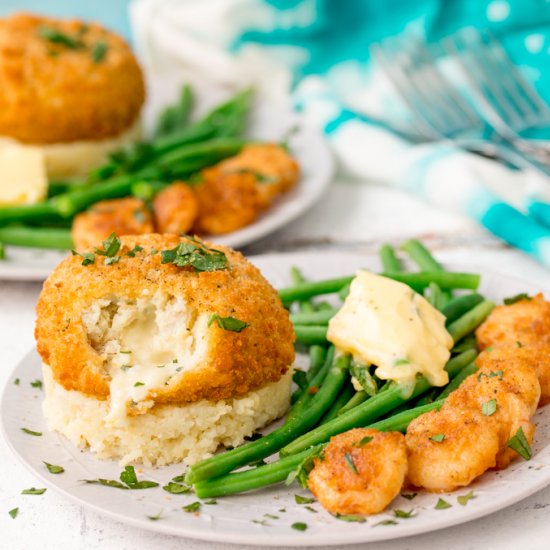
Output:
[[152, 182, 198, 235], [308, 428, 407, 516], [71, 197, 153, 250]]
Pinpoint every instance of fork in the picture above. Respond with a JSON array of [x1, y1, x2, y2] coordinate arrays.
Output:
[[370, 28, 550, 179]]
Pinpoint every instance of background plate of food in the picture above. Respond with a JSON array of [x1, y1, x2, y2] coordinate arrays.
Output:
[[3, 241, 550, 546], [0, 13, 334, 281]]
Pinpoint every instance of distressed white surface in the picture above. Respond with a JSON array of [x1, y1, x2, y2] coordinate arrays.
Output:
[[2, 177, 550, 549]]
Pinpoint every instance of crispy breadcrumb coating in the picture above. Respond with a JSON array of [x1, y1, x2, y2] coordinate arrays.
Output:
[[0, 13, 144, 143], [152, 182, 198, 235], [35, 234, 295, 404]]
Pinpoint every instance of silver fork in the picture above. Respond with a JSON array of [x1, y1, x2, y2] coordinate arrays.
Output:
[[370, 29, 550, 178]]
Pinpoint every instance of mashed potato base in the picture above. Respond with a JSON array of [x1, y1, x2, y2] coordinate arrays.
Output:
[[42, 364, 292, 467]]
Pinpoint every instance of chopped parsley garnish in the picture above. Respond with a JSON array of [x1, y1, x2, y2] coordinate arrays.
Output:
[[182, 501, 201, 513], [147, 511, 163, 521], [305, 506, 317, 514], [44, 462, 64, 474], [457, 490, 476, 506], [91, 41, 108, 63], [503, 293, 531, 305], [334, 513, 366, 523], [95, 233, 121, 259], [350, 363, 378, 396], [204, 499, 217, 505], [291, 522, 308, 531], [435, 498, 452, 510], [356, 435, 374, 447], [394, 358, 410, 366], [482, 399, 497, 416], [21, 428, 42, 436], [14, 378, 20, 385], [293, 369, 308, 391], [82, 466, 158, 490], [286, 445, 324, 488], [71, 250, 95, 266], [104, 256, 120, 266], [21, 487, 46, 495], [30, 379, 43, 389], [430, 433, 445, 442], [160, 237, 228, 272], [207, 313, 249, 333], [162, 481, 191, 494], [8, 507, 18, 519], [264, 513, 278, 519], [344, 452, 358, 474], [38, 26, 84, 49], [478, 370, 503, 382], [394, 509, 415, 519], [507, 426, 532, 460], [134, 381, 145, 387], [126, 245, 144, 258], [402, 492, 417, 500], [231, 168, 277, 184], [295, 494, 315, 504], [517, 341, 523, 348], [252, 519, 269, 526], [374, 519, 398, 526]]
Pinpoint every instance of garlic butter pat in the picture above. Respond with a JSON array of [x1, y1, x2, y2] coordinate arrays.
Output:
[[327, 270, 453, 390], [0, 143, 47, 205]]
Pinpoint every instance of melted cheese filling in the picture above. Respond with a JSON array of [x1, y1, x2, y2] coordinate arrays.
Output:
[[82, 291, 209, 426], [327, 270, 453, 392]]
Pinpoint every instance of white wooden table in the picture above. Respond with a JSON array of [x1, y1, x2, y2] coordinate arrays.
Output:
[[2, 178, 550, 549]]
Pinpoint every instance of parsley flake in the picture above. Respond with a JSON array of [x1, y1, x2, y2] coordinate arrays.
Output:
[[21, 487, 46, 495], [21, 428, 42, 436], [402, 492, 418, 500], [134, 381, 145, 387], [394, 509, 415, 519], [457, 490, 476, 506], [305, 506, 318, 514], [482, 399, 497, 416], [435, 498, 452, 510], [507, 426, 532, 460], [504, 293, 531, 305], [374, 519, 398, 526], [264, 513, 278, 519], [38, 26, 84, 49], [44, 462, 64, 474], [126, 245, 144, 258], [357, 435, 374, 447], [430, 433, 445, 442], [295, 494, 315, 504], [8, 507, 18, 519], [204, 499, 217, 505], [291, 522, 308, 531], [82, 479, 128, 490], [162, 481, 191, 494], [344, 452, 358, 474], [286, 445, 324, 488], [71, 250, 95, 266], [147, 511, 163, 521], [91, 41, 108, 63], [14, 378, 20, 385], [30, 379, 43, 389], [182, 501, 201, 513], [95, 233, 121, 258], [207, 313, 249, 333], [160, 237, 228, 272], [119, 466, 158, 489], [334, 513, 366, 523]]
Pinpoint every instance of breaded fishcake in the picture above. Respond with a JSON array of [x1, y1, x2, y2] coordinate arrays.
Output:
[[152, 182, 198, 235], [0, 13, 144, 143], [308, 428, 407, 516], [406, 407, 500, 492], [194, 168, 262, 235], [35, 234, 294, 407], [476, 294, 550, 350], [218, 143, 299, 208], [72, 198, 154, 250]]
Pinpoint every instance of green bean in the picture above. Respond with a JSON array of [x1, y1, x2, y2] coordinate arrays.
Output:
[[319, 382, 355, 425], [279, 349, 476, 457], [154, 84, 194, 139], [401, 239, 452, 304], [414, 388, 440, 407], [0, 242, 5, 260], [0, 202, 60, 226], [427, 282, 445, 310], [442, 293, 484, 325], [452, 333, 478, 354], [438, 363, 478, 399], [287, 347, 334, 422], [279, 277, 355, 304], [290, 266, 315, 313], [294, 325, 328, 346], [446, 300, 495, 343], [290, 309, 336, 326], [337, 391, 368, 416], [185, 355, 350, 484], [193, 400, 443, 498], [379, 244, 402, 272], [0, 226, 72, 249], [306, 345, 329, 383], [131, 181, 168, 201], [47, 179, 88, 198], [338, 283, 351, 301]]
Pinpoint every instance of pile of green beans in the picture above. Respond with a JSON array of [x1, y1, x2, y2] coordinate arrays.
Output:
[[0, 87, 254, 251], [185, 240, 496, 497]]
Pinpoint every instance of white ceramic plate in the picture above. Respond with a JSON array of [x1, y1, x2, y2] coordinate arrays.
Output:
[[0, 78, 334, 281], [2, 250, 550, 546]]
